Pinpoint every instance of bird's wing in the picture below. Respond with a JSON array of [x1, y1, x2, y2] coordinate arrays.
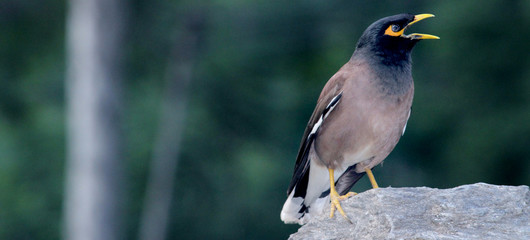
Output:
[[286, 73, 346, 195]]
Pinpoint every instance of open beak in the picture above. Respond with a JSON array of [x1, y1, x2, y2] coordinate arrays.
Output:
[[403, 13, 440, 40]]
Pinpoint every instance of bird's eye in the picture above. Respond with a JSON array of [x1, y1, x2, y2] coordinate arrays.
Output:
[[391, 24, 401, 32]]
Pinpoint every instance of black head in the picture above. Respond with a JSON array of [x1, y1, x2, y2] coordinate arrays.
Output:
[[353, 13, 439, 66]]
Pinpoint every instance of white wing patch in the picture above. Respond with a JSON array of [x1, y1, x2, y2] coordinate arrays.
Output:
[[402, 109, 411, 136], [308, 92, 343, 140], [309, 115, 323, 136]]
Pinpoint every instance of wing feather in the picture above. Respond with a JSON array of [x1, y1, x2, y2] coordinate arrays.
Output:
[[286, 73, 347, 195]]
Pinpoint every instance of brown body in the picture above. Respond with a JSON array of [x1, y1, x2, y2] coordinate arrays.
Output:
[[312, 59, 413, 172]]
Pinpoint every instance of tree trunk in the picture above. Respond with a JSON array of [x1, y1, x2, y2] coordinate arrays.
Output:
[[64, 0, 125, 239], [138, 12, 204, 240]]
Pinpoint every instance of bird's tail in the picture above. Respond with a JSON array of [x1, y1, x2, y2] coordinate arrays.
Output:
[[280, 189, 306, 224], [281, 164, 366, 224], [280, 162, 331, 225]]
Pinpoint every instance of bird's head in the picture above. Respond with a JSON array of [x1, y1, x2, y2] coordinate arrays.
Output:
[[354, 13, 439, 65]]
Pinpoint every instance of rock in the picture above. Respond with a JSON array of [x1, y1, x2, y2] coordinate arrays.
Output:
[[289, 183, 530, 240]]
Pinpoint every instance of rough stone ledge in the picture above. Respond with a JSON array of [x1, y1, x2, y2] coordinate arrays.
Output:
[[289, 183, 530, 240]]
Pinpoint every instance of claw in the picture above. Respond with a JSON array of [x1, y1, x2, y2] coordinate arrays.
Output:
[[338, 192, 357, 200], [328, 169, 355, 223]]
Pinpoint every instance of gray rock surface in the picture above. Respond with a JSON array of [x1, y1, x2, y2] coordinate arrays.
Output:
[[289, 183, 530, 240]]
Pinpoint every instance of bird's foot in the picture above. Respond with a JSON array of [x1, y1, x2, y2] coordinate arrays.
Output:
[[329, 189, 355, 223], [338, 191, 357, 200]]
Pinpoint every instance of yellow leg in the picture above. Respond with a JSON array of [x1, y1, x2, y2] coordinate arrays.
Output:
[[365, 168, 379, 189], [328, 168, 354, 223]]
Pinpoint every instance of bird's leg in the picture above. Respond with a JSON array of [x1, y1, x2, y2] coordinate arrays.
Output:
[[365, 168, 379, 189], [328, 168, 353, 223]]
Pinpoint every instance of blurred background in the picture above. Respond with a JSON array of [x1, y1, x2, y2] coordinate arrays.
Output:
[[1, 0, 530, 239]]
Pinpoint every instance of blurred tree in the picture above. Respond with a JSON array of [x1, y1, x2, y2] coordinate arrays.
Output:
[[63, 0, 126, 239], [138, 10, 205, 240], [0, 1, 529, 240]]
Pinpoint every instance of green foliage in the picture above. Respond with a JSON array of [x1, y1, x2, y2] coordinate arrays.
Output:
[[1, 0, 529, 239]]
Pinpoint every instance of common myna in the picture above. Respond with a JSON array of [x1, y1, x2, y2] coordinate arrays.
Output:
[[281, 13, 438, 224]]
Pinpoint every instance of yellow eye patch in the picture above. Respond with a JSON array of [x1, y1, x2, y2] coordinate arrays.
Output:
[[384, 25, 405, 37]]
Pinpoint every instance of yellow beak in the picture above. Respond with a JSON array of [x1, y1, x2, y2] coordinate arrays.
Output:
[[404, 13, 440, 40]]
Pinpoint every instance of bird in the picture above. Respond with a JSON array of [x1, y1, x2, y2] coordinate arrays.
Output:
[[281, 13, 439, 224]]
